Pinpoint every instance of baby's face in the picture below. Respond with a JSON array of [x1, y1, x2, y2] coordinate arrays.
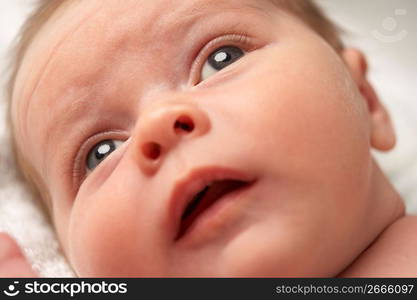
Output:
[[12, 0, 396, 276]]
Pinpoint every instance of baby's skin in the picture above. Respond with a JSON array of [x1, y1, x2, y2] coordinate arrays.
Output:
[[4, 0, 417, 277]]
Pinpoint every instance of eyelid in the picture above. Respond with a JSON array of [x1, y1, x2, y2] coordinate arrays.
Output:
[[189, 34, 258, 85], [72, 130, 128, 189]]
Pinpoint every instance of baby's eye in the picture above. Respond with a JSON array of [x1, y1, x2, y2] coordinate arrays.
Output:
[[86, 139, 123, 171], [200, 46, 245, 82]]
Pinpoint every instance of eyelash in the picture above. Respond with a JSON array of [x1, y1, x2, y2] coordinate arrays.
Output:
[[72, 131, 127, 187], [72, 33, 258, 188], [190, 33, 256, 85]]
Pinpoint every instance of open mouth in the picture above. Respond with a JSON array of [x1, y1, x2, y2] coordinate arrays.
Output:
[[175, 179, 249, 240]]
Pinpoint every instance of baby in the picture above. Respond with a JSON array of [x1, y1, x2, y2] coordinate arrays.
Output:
[[1, 0, 417, 277]]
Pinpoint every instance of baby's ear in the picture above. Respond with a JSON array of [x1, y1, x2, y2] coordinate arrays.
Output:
[[342, 48, 396, 151]]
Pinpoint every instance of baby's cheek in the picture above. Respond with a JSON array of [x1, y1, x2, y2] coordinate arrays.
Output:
[[67, 193, 159, 276], [68, 202, 129, 276]]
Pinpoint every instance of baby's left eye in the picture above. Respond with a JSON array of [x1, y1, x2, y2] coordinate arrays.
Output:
[[200, 46, 245, 82]]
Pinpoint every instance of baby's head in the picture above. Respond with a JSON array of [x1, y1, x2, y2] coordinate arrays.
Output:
[[8, 0, 404, 276]]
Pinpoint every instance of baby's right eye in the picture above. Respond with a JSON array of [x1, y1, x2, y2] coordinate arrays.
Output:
[[86, 139, 123, 171]]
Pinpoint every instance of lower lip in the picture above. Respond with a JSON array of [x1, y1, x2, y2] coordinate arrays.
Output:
[[175, 181, 255, 247]]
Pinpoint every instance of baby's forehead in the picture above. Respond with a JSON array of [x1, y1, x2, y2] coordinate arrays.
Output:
[[15, 0, 277, 107]]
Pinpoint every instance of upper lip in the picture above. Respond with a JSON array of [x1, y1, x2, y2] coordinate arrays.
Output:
[[168, 166, 256, 241]]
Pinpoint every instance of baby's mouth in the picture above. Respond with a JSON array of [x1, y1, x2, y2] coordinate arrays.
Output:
[[176, 180, 249, 240]]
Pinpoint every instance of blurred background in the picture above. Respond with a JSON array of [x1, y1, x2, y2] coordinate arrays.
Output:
[[0, 0, 416, 277]]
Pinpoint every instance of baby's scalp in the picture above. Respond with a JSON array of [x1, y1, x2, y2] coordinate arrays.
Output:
[[7, 0, 344, 210]]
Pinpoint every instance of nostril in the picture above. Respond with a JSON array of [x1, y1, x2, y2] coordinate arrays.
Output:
[[142, 142, 161, 160], [174, 115, 195, 135]]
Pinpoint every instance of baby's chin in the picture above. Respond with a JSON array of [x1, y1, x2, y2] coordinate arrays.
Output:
[[66, 221, 371, 277]]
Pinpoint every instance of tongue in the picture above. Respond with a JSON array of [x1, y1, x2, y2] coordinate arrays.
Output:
[[177, 180, 247, 239]]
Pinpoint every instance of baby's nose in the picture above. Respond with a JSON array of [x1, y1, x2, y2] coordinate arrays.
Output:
[[132, 102, 211, 175]]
